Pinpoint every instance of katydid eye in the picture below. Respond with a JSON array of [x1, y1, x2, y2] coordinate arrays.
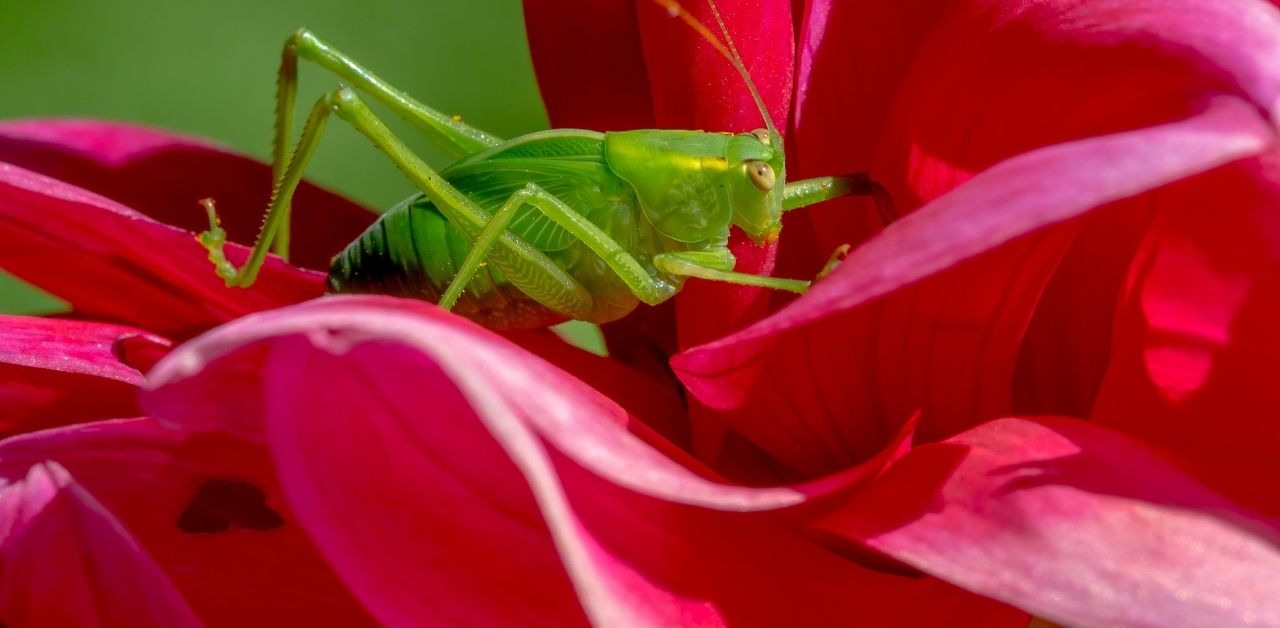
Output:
[[747, 160, 776, 192], [750, 128, 771, 145]]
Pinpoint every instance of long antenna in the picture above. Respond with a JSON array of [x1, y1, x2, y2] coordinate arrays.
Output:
[[651, 0, 780, 142]]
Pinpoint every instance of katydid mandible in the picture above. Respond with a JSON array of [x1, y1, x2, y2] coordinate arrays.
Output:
[[197, 0, 893, 330]]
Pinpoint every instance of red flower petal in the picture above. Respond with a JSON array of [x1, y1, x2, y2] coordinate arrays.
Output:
[[1090, 153, 1280, 516], [0, 119, 373, 271], [143, 296, 1023, 626], [673, 99, 1274, 475], [0, 315, 168, 435], [789, 0, 1280, 270], [0, 419, 374, 626], [635, 0, 793, 134], [522, 0, 655, 130], [0, 162, 326, 338], [0, 462, 200, 627], [813, 417, 1280, 627]]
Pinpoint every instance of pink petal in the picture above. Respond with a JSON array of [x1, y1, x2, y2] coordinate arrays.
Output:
[[0, 418, 375, 626], [504, 328, 695, 455], [522, 0, 655, 130], [143, 296, 1023, 626], [0, 315, 168, 435], [813, 417, 1280, 627], [0, 314, 165, 382], [0, 162, 326, 338], [672, 99, 1274, 474], [0, 119, 373, 271], [0, 462, 199, 627], [1090, 152, 1280, 516]]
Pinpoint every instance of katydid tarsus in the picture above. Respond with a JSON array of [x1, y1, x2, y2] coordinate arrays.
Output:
[[198, 0, 894, 330]]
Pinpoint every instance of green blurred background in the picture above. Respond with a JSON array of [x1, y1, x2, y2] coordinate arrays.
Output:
[[0, 0, 604, 350]]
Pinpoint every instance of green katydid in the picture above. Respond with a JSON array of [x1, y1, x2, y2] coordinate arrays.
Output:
[[198, 0, 892, 330]]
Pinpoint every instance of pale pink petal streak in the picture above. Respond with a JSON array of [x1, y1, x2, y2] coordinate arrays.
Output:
[[0, 315, 169, 435]]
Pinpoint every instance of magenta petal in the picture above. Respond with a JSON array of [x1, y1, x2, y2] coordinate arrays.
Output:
[[0, 162, 326, 338], [813, 417, 1280, 626], [0, 419, 375, 626], [0, 315, 168, 434], [0, 462, 199, 627], [0, 314, 165, 383], [144, 296, 1024, 626], [504, 328, 696, 457], [0, 119, 373, 271]]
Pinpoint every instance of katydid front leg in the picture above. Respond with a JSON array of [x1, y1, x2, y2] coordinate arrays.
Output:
[[782, 174, 897, 225]]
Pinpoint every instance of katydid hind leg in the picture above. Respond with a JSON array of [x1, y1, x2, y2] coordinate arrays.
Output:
[[261, 29, 503, 262], [204, 84, 595, 323], [444, 180, 687, 312], [483, 184, 681, 307], [321, 87, 597, 320], [285, 29, 501, 159], [438, 187, 535, 310]]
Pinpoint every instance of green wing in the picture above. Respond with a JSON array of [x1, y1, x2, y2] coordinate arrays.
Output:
[[442, 130, 625, 252]]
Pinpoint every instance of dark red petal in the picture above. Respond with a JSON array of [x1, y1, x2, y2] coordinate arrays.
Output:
[[0, 315, 169, 435], [0, 462, 200, 627], [0, 119, 373, 271], [143, 295, 1023, 626], [522, 0, 655, 130], [0, 418, 376, 626], [0, 162, 326, 338], [813, 417, 1280, 627], [673, 101, 1273, 475], [1090, 152, 1280, 516]]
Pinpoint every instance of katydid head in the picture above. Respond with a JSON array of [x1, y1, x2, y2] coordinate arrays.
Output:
[[654, 0, 787, 245], [725, 128, 785, 244]]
